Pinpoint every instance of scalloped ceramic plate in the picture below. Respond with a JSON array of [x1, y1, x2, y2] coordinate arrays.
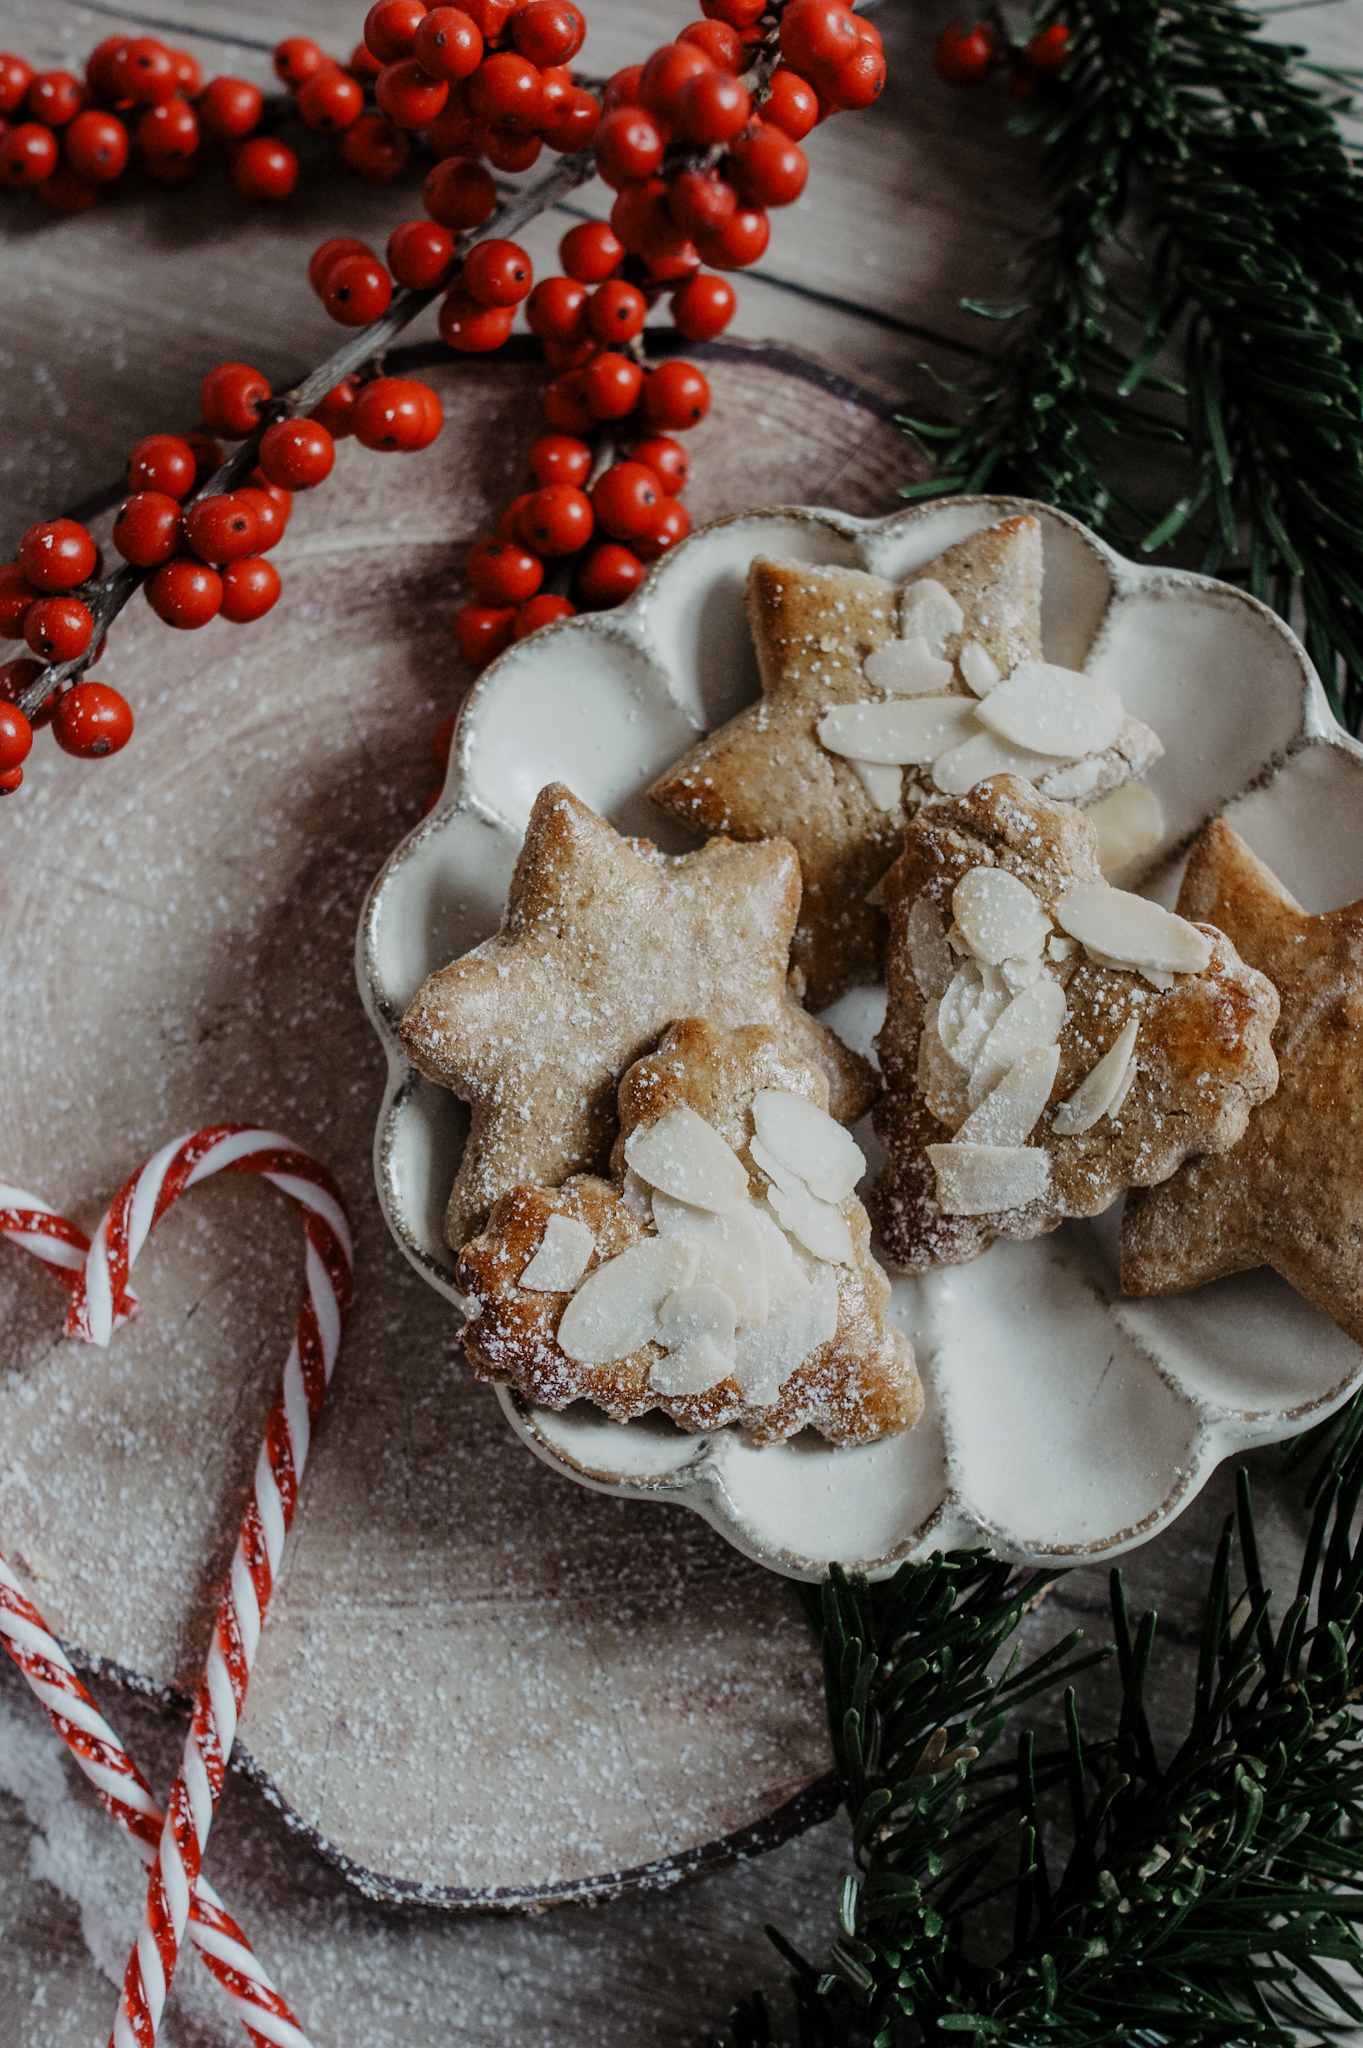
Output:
[[358, 494, 1363, 1579]]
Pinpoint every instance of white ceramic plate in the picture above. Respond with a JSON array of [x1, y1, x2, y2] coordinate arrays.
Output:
[[358, 493, 1363, 1579]]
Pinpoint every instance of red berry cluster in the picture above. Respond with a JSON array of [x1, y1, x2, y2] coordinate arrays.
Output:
[[932, 16, 1068, 97], [0, 521, 126, 785], [0, 36, 210, 212]]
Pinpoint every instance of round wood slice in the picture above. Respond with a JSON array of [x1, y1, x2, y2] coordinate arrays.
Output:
[[0, 345, 912, 1908]]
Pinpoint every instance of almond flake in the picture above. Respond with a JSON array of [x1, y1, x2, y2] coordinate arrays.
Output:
[[908, 896, 954, 999], [732, 1264, 839, 1404], [930, 727, 1058, 797], [752, 1089, 865, 1204], [751, 1206, 814, 1311], [519, 1213, 596, 1292], [975, 661, 1125, 758], [850, 758, 904, 811], [658, 1281, 738, 1352], [936, 960, 984, 1056], [651, 1188, 770, 1327], [1052, 1017, 1140, 1135], [952, 867, 1051, 964], [928, 1143, 1051, 1215], [955, 1043, 1060, 1147], [1090, 784, 1165, 873], [968, 975, 1067, 1104], [958, 641, 1001, 696], [863, 635, 954, 695], [899, 576, 964, 654], [624, 1104, 750, 1213], [1041, 756, 1103, 800], [1002, 953, 1043, 993], [1054, 882, 1213, 975], [817, 697, 979, 767], [650, 1333, 735, 1396], [765, 1180, 856, 1265], [557, 1235, 700, 1364]]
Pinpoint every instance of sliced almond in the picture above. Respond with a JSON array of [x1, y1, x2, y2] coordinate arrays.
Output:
[[1089, 784, 1165, 873], [928, 1143, 1051, 1215], [863, 635, 954, 696], [1040, 756, 1102, 801], [899, 576, 964, 654], [1054, 882, 1213, 975], [918, 1014, 971, 1129], [650, 1335, 736, 1396], [751, 1206, 813, 1311], [850, 758, 904, 811], [958, 641, 1001, 696], [817, 697, 979, 767], [976, 661, 1125, 758], [1002, 953, 1043, 993], [969, 976, 1067, 1104], [929, 727, 1058, 797], [557, 1235, 700, 1365], [952, 867, 1051, 965], [651, 1188, 770, 1328], [765, 1180, 855, 1265], [519, 1213, 596, 1292], [732, 1264, 839, 1404], [955, 1043, 1060, 1147], [624, 1104, 750, 1213], [908, 895, 954, 1000], [657, 1281, 738, 1352], [752, 1090, 865, 1205], [1051, 1017, 1140, 1136], [936, 960, 985, 1056]]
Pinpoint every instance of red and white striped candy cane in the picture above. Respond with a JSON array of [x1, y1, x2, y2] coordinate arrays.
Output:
[[80, 1127, 352, 2048], [0, 1554, 314, 2048]]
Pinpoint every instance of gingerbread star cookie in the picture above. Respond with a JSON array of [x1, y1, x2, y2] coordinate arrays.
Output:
[[871, 776, 1280, 1273], [648, 515, 1163, 1006], [1122, 817, 1363, 1344], [456, 1019, 922, 1446], [399, 783, 875, 1250]]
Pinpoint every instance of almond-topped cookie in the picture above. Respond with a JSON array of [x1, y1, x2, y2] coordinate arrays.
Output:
[[399, 782, 875, 1251], [871, 776, 1280, 1272], [456, 1020, 922, 1447], [647, 515, 1164, 1006]]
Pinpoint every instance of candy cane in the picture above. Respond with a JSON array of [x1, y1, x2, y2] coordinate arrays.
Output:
[[0, 1125, 352, 2048]]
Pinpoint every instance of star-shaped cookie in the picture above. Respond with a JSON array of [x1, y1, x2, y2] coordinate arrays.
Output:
[[648, 515, 1162, 1008], [1122, 817, 1363, 1343], [400, 783, 876, 1251]]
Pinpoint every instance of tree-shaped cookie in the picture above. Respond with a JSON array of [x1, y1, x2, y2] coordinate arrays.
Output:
[[456, 1019, 922, 1446], [1122, 817, 1363, 1343], [872, 776, 1280, 1272], [400, 783, 875, 1251], [648, 514, 1163, 1007]]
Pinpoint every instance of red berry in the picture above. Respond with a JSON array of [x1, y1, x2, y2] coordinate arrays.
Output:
[[455, 601, 515, 667], [484, 125, 541, 173], [0, 54, 34, 116], [141, 147, 200, 190], [675, 70, 749, 145], [28, 70, 82, 125], [679, 20, 744, 68], [0, 700, 33, 772], [258, 418, 335, 490], [354, 375, 443, 450], [521, 484, 594, 555], [541, 86, 598, 152], [235, 486, 290, 550], [323, 252, 394, 325], [19, 519, 96, 593], [248, 473, 294, 520], [527, 434, 592, 488], [184, 431, 224, 482], [469, 53, 543, 129], [763, 69, 819, 140], [113, 38, 177, 105], [309, 236, 375, 294], [603, 65, 644, 111], [526, 274, 587, 342], [171, 49, 202, 94], [232, 136, 298, 199], [423, 154, 496, 227], [462, 237, 533, 307], [200, 77, 264, 139], [438, 287, 513, 350], [413, 6, 484, 80], [671, 272, 735, 342], [138, 98, 198, 161], [64, 108, 128, 180], [0, 655, 44, 709], [668, 168, 737, 240], [53, 680, 133, 757], [376, 57, 449, 127], [591, 461, 661, 542], [780, 0, 859, 73], [513, 592, 575, 636], [512, 0, 585, 65], [339, 111, 410, 181], [349, 40, 384, 80], [1028, 24, 1070, 73], [701, 0, 765, 24], [0, 564, 39, 637], [630, 435, 689, 495], [366, 0, 429, 64], [825, 45, 886, 108], [298, 66, 365, 131], [200, 361, 271, 439], [610, 180, 690, 264], [184, 492, 260, 564], [933, 21, 997, 84], [583, 352, 644, 421], [274, 36, 327, 87], [24, 595, 93, 662], [541, 335, 598, 374], [695, 204, 769, 269], [578, 541, 644, 608], [388, 218, 457, 289], [146, 557, 223, 628], [594, 104, 664, 187], [585, 279, 647, 344], [560, 221, 624, 283], [219, 556, 282, 622], [639, 43, 714, 119], [36, 165, 102, 214], [635, 497, 691, 560], [0, 123, 58, 186], [0, 767, 23, 792], [468, 537, 543, 604], [111, 490, 184, 570], [727, 124, 808, 207], [539, 372, 597, 435], [641, 360, 711, 430], [501, 491, 536, 543], [425, 80, 482, 154], [127, 434, 196, 498]]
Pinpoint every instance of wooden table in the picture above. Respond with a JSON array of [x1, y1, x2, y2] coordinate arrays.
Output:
[[1, 2, 1360, 2043]]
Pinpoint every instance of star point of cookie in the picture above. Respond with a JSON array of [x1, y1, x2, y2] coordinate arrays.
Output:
[[399, 783, 875, 1250], [1122, 817, 1363, 1345]]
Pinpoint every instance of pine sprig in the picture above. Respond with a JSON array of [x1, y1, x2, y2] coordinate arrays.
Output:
[[903, 0, 1363, 726]]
